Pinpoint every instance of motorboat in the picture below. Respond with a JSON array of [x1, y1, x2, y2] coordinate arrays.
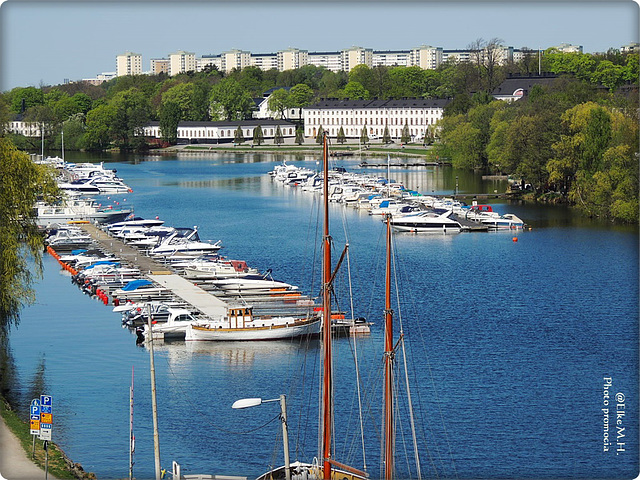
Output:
[[389, 210, 462, 234], [148, 227, 222, 258], [111, 279, 170, 302], [179, 256, 259, 280], [107, 217, 165, 233], [369, 198, 409, 216], [203, 275, 299, 295], [142, 307, 203, 341], [35, 197, 133, 228], [481, 213, 525, 229], [45, 227, 94, 249]]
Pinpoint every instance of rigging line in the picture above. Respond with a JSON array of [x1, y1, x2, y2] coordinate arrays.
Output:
[[393, 262, 457, 480], [159, 352, 283, 435], [390, 234, 423, 480], [344, 321, 368, 473]]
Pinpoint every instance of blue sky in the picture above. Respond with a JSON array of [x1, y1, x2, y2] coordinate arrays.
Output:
[[0, 0, 638, 91]]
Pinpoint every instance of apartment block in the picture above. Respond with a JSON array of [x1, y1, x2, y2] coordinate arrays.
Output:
[[222, 49, 252, 73], [169, 50, 196, 76], [116, 51, 142, 77], [150, 58, 170, 75]]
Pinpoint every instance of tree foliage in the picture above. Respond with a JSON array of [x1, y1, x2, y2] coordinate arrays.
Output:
[[0, 138, 60, 331]]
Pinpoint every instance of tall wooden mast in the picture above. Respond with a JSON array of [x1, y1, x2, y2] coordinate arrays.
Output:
[[321, 132, 333, 479], [383, 214, 394, 479]]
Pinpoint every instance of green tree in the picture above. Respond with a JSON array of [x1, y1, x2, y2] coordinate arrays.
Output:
[[316, 126, 324, 144], [81, 103, 117, 150], [10, 87, 44, 113], [267, 89, 290, 119], [209, 78, 254, 121], [295, 127, 305, 145], [359, 125, 369, 144], [0, 138, 59, 330], [71, 93, 93, 114], [336, 126, 346, 144], [274, 125, 283, 145], [382, 125, 392, 144], [234, 125, 245, 144], [253, 125, 264, 146], [342, 81, 369, 100], [288, 84, 314, 111], [400, 123, 411, 144], [159, 101, 181, 144], [109, 88, 150, 151]]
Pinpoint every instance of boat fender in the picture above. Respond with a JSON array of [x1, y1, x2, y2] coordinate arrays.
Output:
[[114, 298, 120, 306]]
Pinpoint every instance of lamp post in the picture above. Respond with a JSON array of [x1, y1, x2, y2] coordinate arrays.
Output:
[[232, 395, 291, 480]]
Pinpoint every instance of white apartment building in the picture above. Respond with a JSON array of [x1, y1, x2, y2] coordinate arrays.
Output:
[[199, 55, 222, 72], [409, 45, 443, 69], [169, 51, 196, 76], [222, 49, 252, 73], [372, 50, 410, 67], [143, 119, 296, 144], [551, 43, 583, 53], [303, 98, 449, 140], [341, 46, 373, 71], [252, 52, 279, 71], [307, 51, 344, 72], [116, 52, 142, 77], [278, 48, 308, 71]]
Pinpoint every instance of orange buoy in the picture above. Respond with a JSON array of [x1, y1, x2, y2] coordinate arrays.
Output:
[[512, 237, 518, 242]]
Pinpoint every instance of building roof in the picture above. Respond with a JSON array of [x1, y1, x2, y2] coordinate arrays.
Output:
[[146, 119, 295, 128], [492, 73, 559, 97], [306, 98, 450, 109]]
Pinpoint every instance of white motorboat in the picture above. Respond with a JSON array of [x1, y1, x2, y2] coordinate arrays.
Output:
[[179, 256, 259, 280], [203, 275, 298, 294], [481, 213, 525, 230], [148, 227, 222, 257], [107, 217, 165, 233], [369, 198, 408, 216], [35, 197, 133, 228], [389, 210, 462, 234], [45, 227, 94, 248], [143, 307, 202, 340]]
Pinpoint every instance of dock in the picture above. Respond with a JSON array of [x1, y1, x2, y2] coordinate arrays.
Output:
[[67, 223, 367, 335]]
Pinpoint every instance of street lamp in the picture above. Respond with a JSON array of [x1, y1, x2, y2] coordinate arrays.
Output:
[[232, 395, 291, 480]]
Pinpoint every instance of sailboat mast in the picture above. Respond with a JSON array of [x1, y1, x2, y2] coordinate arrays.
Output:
[[383, 214, 394, 479], [321, 132, 333, 479]]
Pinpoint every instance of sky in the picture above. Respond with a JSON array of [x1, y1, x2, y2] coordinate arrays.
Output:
[[0, 0, 638, 91]]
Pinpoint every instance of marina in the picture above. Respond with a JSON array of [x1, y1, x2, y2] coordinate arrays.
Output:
[[6, 151, 638, 479]]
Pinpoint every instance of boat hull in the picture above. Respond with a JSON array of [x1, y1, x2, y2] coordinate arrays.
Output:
[[185, 318, 320, 341]]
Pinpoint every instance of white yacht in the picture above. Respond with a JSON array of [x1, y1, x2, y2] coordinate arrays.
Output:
[[389, 210, 462, 234]]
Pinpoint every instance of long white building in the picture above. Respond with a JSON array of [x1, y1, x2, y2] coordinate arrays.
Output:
[[303, 98, 449, 141], [143, 119, 297, 144]]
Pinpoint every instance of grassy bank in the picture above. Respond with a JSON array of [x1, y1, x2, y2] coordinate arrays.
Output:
[[0, 396, 93, 479]]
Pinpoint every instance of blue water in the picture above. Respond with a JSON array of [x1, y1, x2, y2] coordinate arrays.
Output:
[[7, 152, 638, 479]]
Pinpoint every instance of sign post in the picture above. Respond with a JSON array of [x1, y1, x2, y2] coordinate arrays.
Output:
[[30, 399, 40, 457], [39, 394, 53, 480]]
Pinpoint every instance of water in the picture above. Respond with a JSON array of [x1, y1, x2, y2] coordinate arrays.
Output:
[[7, 152, 638, 479]]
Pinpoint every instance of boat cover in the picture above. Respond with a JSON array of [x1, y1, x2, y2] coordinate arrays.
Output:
[[121, 279, 153, 291]]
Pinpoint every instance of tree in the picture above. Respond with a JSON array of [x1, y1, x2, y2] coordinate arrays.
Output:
[[359, 125, 369, 144], [342, 81, 369, 100], [336, 126, 346, 144], [400, 123, 411, 144], [10, 87, 44, 114], [234, 126, 245, 144], [268, 89, 290, 119], [382, 125, 392, 144], [253, 125, 264, 146], [316, 126, 324, 144], [109, 88, 151, 151], [288, 84, 314, 111], [209, 78, 254, 121], [274, 125, 284, 145], [159, 101, 181, 144], [295, 127, 305, 145], [0, 138, 59, 331], [81, 103, 117, 150]]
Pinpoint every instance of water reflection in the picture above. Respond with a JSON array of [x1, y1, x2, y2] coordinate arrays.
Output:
[[146, 339, 317, 369]]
